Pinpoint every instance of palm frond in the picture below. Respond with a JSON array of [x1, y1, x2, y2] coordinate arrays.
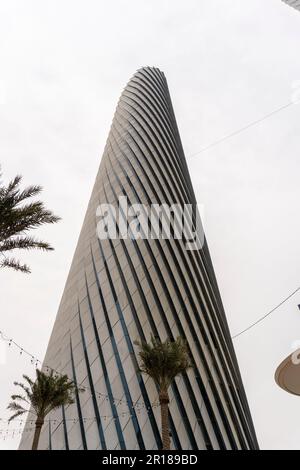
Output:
[[14, 185, 42, 204], [10, 394, 30, 404], [0, 257, 30, 273], [0, 236, 53, 252], [7, 401, 28, 422], [135, 336, 191, 390], [4, 175, 22, 197], [7, 409, 27, 423], [7, 401, 26, 412], [0, 170, 60, 273], [21, 375, 35, 388], [8, 369, 78, 423]]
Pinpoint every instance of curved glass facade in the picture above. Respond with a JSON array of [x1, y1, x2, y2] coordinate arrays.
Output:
[[19, 67, 258, 450]]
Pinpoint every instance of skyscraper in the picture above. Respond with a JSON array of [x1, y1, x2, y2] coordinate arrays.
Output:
[[19, 67, 258, 450], [282, 0, 300, 12]]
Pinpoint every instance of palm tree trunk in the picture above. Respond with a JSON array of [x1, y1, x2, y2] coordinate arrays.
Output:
[[159, 390, 170, 450], [32, 418, 44, 450]]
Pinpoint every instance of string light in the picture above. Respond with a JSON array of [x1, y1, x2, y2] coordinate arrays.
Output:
[[0, 427, 36, 440], [0, 404, 160, 424], [0, 402, 160, 437], [0, 329, 160, 410]]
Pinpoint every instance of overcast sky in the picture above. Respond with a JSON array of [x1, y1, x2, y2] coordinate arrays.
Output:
[[0, 0, 300, 450]]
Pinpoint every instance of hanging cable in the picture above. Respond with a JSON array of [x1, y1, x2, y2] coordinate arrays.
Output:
[[232, 286, 300, 339], [188, 101, 296, 159]]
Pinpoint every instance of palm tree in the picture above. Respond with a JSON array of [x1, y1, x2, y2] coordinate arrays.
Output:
[[135, 336, 191, 450], [0, 171, 60, 273], [7, 369, 79, 450]]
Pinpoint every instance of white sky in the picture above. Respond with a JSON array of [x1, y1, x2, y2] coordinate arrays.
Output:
[[0, 0, 300, 450]]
